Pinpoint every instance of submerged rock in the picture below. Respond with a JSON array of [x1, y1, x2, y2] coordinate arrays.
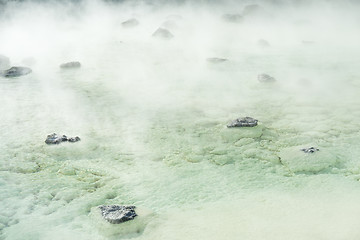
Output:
[[99, 205, 137, 224], [207, 57, 228, 63], [60, 61, 81, 69], [301, 147, 319, 153], [152, 28, 174, 39], [0, 55, 10, 70], [222, 14, 243, 23], [45, 133, 81, 144], [2, 66, 32, 77], [227, 117, 258, 128], [258, 73, 276, 83], [122, 18, 139, 28]]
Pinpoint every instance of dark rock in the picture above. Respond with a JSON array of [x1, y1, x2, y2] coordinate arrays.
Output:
[[122, 18, 139, 28], [45, 133, 67, 144], [68, 136, 81, 143], [45, 133, 80, 144], [152, 28, 174, 39], [301, 147, 319, 153], [257, 39, 270, 47], [207, 57, 228, 63], [0, 55, 10, 70], [258, 73, 276, 83], [2, 66, 32, 77], [222, 14, 243, 23], [60, 61, 81, 69], [227, 117, 258, 128], [99, 205, 137, 224]]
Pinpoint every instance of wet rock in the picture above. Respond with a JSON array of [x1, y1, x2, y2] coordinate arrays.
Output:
[[227, 117, 258, 128], [301, 147, 319, 153], [152, 28, 174, 39], [257, 39, 270, 47], [121, 18, 139, 28], [45, 133, 80, 144], [68, 136, 81, 142], [222, 14, 243, 23], [279, 146, 337, 173], [60, 61, 81, 69], [207, 57, 228, 63], [2, 66, 32, 77], [0, 55, 10, 70], [99, 205, 137, 224], [258, 73, 276, 83]]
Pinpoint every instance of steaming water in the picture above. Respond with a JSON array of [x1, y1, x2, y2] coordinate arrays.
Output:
[[1, 1, 360, 239]]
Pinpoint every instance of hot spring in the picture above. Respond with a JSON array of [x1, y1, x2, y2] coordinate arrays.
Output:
[[1, 0, 360, 239]]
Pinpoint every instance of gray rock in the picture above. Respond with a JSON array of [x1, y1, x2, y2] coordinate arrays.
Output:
[[152, 28, 174, 39], [222, 14, 243, 23], [0, 55, 10, 70], [227, 117, 258, 128], [258, 73, 276, 83], [45, 133, 67, 144], [2, 66, 32, 77], [68, 136, 81, 142], [45, 133, 80, 144], [60, 61, 81, 69], [122, 18, 139, 28], [207, 57, 228, 63], [301, 147, 319, 153], [99, 205, 137, 224]]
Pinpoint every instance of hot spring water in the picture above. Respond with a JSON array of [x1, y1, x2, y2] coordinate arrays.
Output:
[[1, 1, 360, 239]]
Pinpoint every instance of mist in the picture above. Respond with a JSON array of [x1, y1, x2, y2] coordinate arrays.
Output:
[[1, 0, 360, 239]]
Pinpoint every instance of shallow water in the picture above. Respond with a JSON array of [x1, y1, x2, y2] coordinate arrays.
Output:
[[1, 1, 360, 239]]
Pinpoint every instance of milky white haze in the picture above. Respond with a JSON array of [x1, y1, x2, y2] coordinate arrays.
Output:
[[0, 0, 360, 239]]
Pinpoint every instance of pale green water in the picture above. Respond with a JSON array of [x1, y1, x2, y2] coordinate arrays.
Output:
[[1, 1, 360, 239]]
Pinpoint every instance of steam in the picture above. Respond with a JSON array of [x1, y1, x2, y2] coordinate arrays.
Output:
[[1, 0, 360, 239]]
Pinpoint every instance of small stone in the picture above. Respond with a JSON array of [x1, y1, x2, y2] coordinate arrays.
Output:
[[99, 205, 137, 224], [45, 133, 80, 144], [227, 117, 258, 128], [258, 73, 276, 83], [152, 28, 174, 39], [206, 57, 228, 63], [222, 14, 243, 23], [2, 66, 32, 77], [60, 61, 81, 69], [68, 136, 81, 143], [45, 133, 65, 144], [301, 147, 319, 153], [122, 18, 139, 28]]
